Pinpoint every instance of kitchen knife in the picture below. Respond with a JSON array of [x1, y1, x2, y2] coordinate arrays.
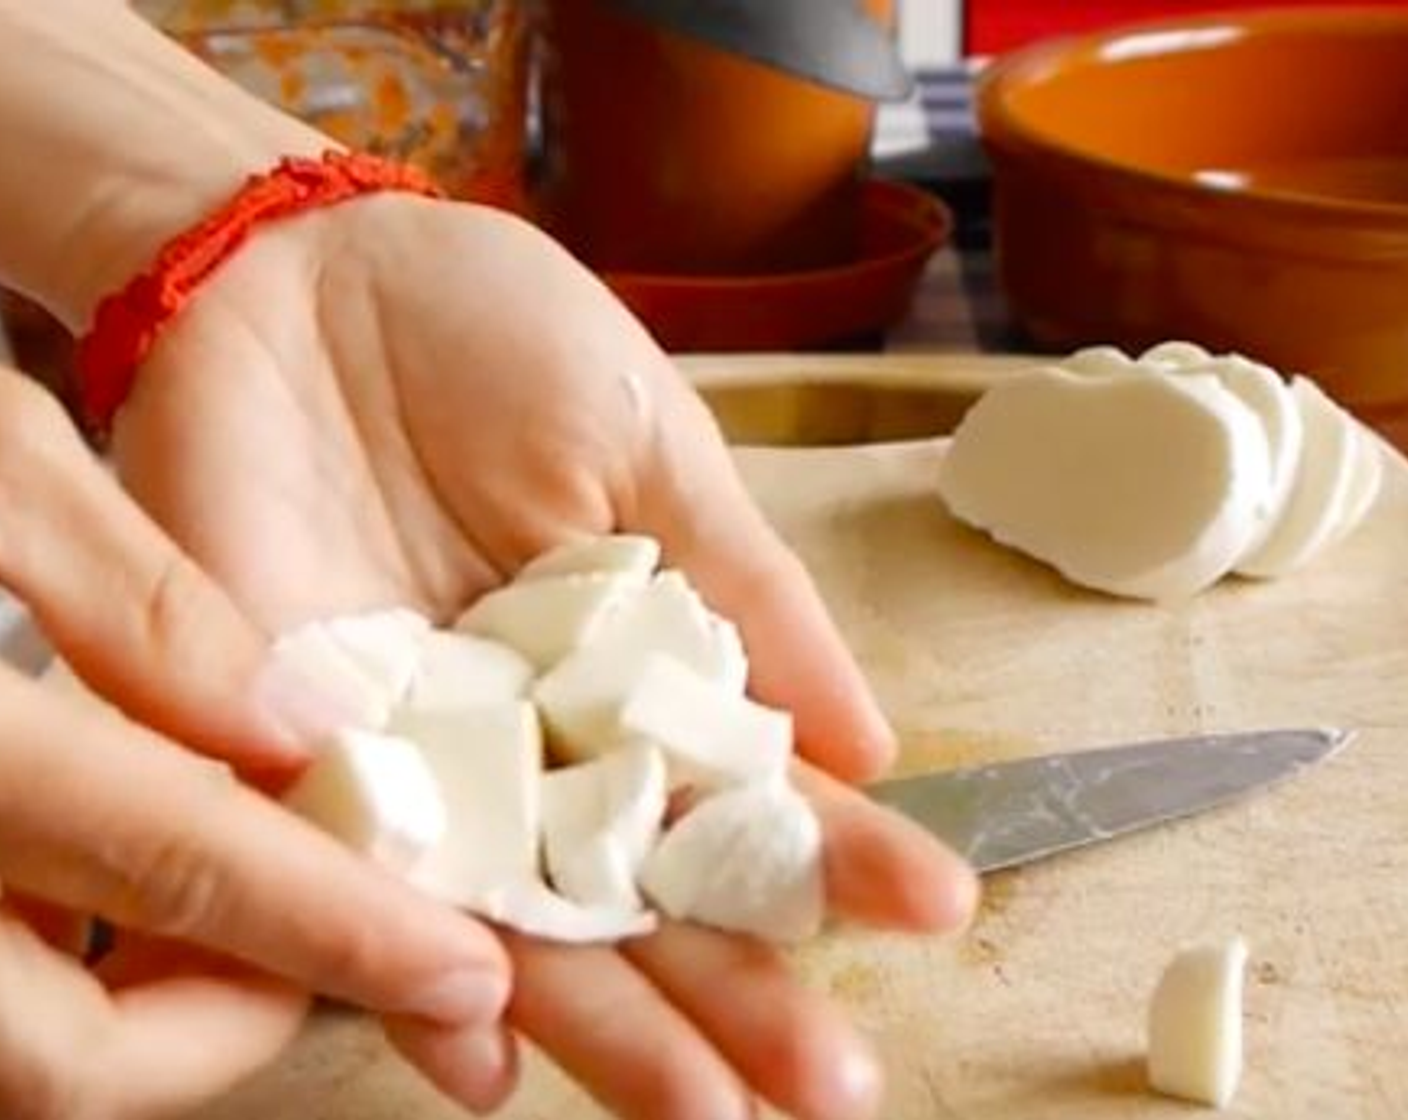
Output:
[[868, 728, 1348, 873], [602, 0, 912, 100]]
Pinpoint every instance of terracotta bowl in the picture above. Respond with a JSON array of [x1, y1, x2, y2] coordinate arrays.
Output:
[[978, 7, 1408, 427]]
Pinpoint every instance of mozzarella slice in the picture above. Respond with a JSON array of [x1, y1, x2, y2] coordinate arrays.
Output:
[[1065, 345, 1138, 377], [283, 728, 446, 877], [938, 367, 1272, 601], [1326, 422, 1384, 548], [541, 742, 666, 911], [518, 534, 661, 584], [1236, 377, 1359, 578], [534, 571, 746, 759], [1140, 340, 1213, 368], [1147, 937, 1248, 1108], [455, 573, 635, 672], [271, 609, 429, 731], [621, 654, 791, 790], [405, 630, 533, 711], [392, 702, 543, 901], [467, 879, 657, 943], [640, 782, 824, 944]]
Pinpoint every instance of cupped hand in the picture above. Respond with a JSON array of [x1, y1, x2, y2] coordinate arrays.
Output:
[[110, 197, 978, 1119], [0, 367, 510, 1118]]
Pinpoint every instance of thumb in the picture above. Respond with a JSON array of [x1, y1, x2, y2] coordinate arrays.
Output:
[[0, 369, 336, 773]]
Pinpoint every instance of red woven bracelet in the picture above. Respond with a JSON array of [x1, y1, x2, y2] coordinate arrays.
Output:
[[75, 149, 445, 436]]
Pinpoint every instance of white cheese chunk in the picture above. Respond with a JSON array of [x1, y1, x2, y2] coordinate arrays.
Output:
[[1326, 421, 1384, 549], [282, 728, 446, 877], [1140, 340, 1213, 368], [455, 573, 635, 671], [1147, 937, 1249, 1108], [392, 702, 544, 901], [621, 654, 790, 790], [640, 782, 824, 944], [466, 878, 657, 943], [534, 571, 746, 759], [541, 742, 666, 911], [518, 534, 661, 584], [405, 630, 533, 711], [1236, 377, 1359, 578], [271, 609, 430, 731], [938, 366, 1272, 601], [1065, 345, 1138, 377]]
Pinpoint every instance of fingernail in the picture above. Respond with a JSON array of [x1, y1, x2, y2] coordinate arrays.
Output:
[[404, 966, 510, 1026], [251, 656, 363, 753], [827, 1042, 885, 1120], [432, 1026, 517, 1114]]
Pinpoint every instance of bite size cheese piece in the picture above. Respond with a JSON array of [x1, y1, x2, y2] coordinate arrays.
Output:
[[270, 608, 430, 730], [938, 367, 1272, 601], [283, 728, 447, 877], [468, 879, 657, 944], [620, 654, 791, 790], [1140, 340, 1213, 368], [540, 742, 667, 911], [391, 702, 544, 902], [534, 571, 747, 759], [455, 573, 636, 671], [518, 534, 661, 584], [1065, 345, 1139, 377], [1236, 377, 1359, 578], [1326, 422, 1384, 549], [640, 782, 824, 944], [403, 630, 533, 711], [1147, 937, 1249, 1108]]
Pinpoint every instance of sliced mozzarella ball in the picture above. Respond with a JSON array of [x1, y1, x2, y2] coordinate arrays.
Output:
[[283, 728, 446, 877], [938, 367, 1272, 600], [271, 609, 429, 731], [404, 630, 533, 711], [534, 571, 745, 759], [518, 534, 661, 584], [621, 654, 791, 790], [1236, 377, 1359, 578], [1147, 937, 1248, 1108], [1326, 422, 1384, 548], [455, 573, 635, 671], [1140, 340, 1213, 368], [466, 878, 657, 943], [541, 742, 666, 911], [640, 782, 824, 944], [1065, 346, 1137, 377], [392, 702, 544, 901]]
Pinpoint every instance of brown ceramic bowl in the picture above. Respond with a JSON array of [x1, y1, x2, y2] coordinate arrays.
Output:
[[978, 7, 1408, 427]]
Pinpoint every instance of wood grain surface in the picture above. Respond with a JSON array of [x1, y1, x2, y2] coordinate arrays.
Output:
[[189, 354, 1408, 1120]]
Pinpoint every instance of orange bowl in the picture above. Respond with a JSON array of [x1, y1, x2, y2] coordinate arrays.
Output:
[[978, 6, 1408, 425], [601, 179, 950, 351]]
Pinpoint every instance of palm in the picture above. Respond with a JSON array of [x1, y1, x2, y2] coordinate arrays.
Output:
[[110, 196, 973, 1119]]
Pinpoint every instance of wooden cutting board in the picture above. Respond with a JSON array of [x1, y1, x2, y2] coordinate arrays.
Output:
[[190, 354, 1408, 1120]]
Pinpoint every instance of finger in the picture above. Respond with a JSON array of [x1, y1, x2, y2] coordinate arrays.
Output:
[[0, 889, 91, 957], [634, 375, 896, 783], [384, 1018, 520, 1116], [0, 911, 302, 1120], [798, 761, 980, 933], [0, 666, 509, 1028], [626, 924, 883, 1120], [0, 368, 344, 774], [504, 934, 755, 1120]]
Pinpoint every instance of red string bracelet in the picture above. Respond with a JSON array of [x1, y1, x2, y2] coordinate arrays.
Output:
[[75, 149, 445, 437]]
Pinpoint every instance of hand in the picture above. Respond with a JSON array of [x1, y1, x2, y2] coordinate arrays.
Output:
[[0, 368, 510, 1119], [110, 197, 979, 1119]]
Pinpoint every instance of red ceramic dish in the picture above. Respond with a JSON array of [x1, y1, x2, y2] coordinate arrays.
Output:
[[601, 180, 950, 352]]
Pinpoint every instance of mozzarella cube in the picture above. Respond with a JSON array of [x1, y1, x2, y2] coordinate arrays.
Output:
[[1148, 937, 1249, 1108], [405, 630, 533, 711], [282, 728, 446, 876], [541, 742, 666, 910], [466, 878, 657, 944], [393, 702, 544, 902], [640, 782, 824, 944], [621, 655, 790, 790], [455, 573, 635, 671], [534, 571, 746, 759], [518, 534, 661, 584]]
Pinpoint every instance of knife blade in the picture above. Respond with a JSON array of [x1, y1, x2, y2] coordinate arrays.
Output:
[[867, 728, 1348, 873], [603, 0, 913, 100]]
